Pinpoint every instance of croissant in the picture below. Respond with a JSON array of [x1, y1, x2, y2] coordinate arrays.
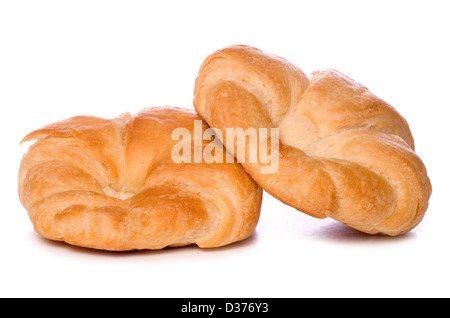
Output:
[[194, 45, 431, 235], [18, 106, 262, 250]]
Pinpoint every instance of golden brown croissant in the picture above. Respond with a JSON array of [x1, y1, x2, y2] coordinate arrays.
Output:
[[194, 45, 431, 235], [18, 106, 262, 250]]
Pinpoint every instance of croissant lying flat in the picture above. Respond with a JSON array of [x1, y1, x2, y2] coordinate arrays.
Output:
[[194, 45, 431, 235], [18, 107, 262, 250]]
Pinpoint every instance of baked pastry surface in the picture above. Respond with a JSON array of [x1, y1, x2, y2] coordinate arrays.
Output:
[[194, 45, 431, 235], [18, 106, 262, 250]]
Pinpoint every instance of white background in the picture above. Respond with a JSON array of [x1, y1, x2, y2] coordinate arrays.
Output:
[[1, 0, 449, 298]]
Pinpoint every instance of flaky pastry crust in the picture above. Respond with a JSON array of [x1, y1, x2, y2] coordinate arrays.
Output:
[[194, 45, 431, 235], [18, 107, 262, 250]]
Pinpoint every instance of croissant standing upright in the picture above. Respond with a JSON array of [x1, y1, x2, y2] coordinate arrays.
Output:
[[194, 45, 431, 235], [18, 107, 262, 250]]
